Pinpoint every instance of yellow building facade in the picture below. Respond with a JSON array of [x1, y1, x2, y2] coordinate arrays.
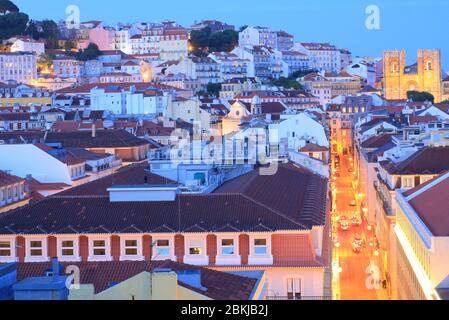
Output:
[[0, 97, 52, 107], [383, 49, 442, 102]]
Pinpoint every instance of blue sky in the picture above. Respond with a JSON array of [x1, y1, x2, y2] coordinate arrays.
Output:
[[14, 0, 449, 69]]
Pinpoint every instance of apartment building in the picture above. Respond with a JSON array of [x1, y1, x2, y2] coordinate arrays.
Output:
[[10, 37, 45, 57], [208, 52, 249, 82], [281, 51, 310, 76], [232, 45, 284, 82], [169, 56, 220, 87], [0, 52, 37, 84], [0, 170, 30, 213], [239, 26, 278, 49], [295, 42, 342, 72], [53, 56, 85, 79], [394, 171, 449, 300], [0, 163, 331, 299]]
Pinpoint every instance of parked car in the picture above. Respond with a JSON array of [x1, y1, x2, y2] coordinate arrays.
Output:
[[349, 200, 356, 206], [340, 221, 350, 231], [351, 216, 362, 226]]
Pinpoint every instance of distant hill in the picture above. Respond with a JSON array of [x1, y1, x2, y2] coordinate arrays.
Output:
[[0, 0, 19, 14]]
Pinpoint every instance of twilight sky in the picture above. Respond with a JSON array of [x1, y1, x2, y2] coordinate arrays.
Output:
[[14, 0, 449, 70]]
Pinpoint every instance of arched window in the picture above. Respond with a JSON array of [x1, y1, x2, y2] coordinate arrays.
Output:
[[426, 60, 432, 71]]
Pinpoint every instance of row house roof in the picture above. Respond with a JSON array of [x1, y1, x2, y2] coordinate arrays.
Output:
[[381, 147, 449, 175], [12, 260, 258, 299], [0, 163, 328, 235], [402, 171, 449, 237]]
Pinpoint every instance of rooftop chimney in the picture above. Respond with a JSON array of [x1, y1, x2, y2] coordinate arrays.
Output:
[[51, 257, 60, 282]]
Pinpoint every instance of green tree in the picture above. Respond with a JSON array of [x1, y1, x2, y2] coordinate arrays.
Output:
[[0, 11, 29, 40], [407, 91, 435, 103], [41, 19, 60, 49], [76, 43, 102, 61], [190, 27, 211, 55], [291, 69, 319, 79], [270, 77, 302, 90], [206, 83, 222, 97], [209, 29, 238, 52], [190, 27, 239, 56]]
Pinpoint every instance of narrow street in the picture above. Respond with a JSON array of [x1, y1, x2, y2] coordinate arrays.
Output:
[[331, 130, 389, 300]]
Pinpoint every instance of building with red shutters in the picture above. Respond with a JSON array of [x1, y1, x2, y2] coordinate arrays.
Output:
[[0, 163, 331, 299]]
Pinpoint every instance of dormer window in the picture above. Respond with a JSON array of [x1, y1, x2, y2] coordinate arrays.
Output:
[[0, 238, 15, 262], [88, 237, 111, 261], [25, 237, 48, 262], [249, 235, 273, 265], [120, 237, 143, 261], [184, 236, 208, 265], [57, 237, 80, 262], [152, 237, 175, 261]]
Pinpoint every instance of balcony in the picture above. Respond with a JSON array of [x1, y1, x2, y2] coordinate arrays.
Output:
[[265, 296, 332, 300], [373, 180, 394, 216]]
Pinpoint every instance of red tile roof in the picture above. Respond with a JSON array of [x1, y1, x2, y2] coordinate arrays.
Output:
[[214, 163, 328, 227], [298, 143, 329, 152], [0, 171, 24, 188], [383, 147, 449, 175], [409, 115, 438, 125], [0, 164, 328, 235], [361, 133, 394, 149], [406, 172, 449, 236], [51, 121, 81, 133], [11, 260, 258, 299]]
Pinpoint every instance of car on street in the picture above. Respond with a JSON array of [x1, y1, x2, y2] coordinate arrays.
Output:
[[340, 221, 350, 231], [349, 200, 356, 206], [352, 241, 361, 253], [351, 216, 362, 226], [339, 217, 350, 231]]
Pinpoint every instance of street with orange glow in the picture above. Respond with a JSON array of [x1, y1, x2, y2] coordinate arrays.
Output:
[[331, 130, 390, 300]]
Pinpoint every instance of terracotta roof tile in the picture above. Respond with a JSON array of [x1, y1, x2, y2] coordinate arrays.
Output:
[[11, 260, 258, 299]]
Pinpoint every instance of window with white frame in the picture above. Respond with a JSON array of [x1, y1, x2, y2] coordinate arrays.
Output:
[[403, 177, 414, 188], [92, 240, 107, 256], [220, 239, 236, 255], [254, 238, 268, 255], [57, 238, 79, 261], [154, 239, 170, 257], [120, 237, 143, 260], [88, 237, 111, 261], [187, 238, 203, 256], [30, 240, 43, 256], [124, 239, 139, 256], [25, 238, 47, 262], [0, 239, 13, 259], [249, 235, 272, 265], [61, 240, 75, 256]]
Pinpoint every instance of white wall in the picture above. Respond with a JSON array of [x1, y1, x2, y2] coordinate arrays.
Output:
[[264, 269, 325, 297]]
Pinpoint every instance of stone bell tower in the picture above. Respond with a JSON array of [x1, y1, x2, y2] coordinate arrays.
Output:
[[417, 49, 442, 103]]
